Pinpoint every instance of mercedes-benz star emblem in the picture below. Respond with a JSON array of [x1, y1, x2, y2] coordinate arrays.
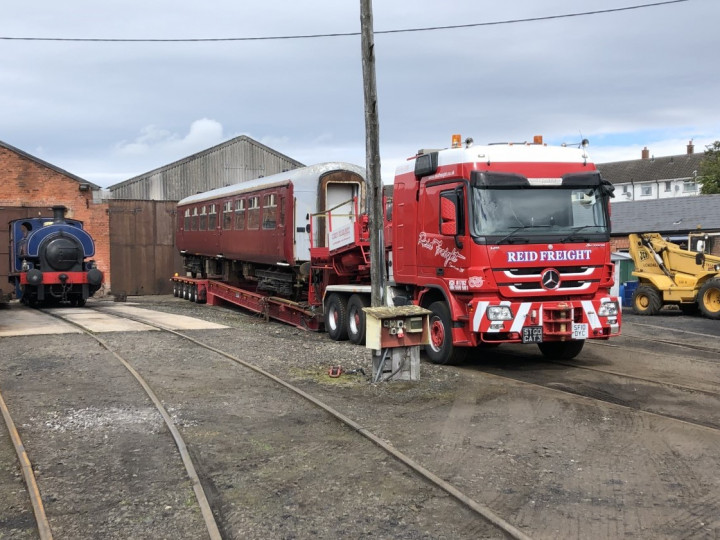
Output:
[[541, 269, 560, 290]]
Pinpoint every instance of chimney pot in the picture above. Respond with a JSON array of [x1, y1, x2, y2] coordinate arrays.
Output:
[[641, 147, 650, 160], [687, 140, 694, 154]]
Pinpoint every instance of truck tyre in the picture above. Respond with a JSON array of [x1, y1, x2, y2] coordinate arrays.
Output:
[[698, 279, 720, 319], [347, 294, 370, 345], [325, 293, 349, 341], [632, 285, 662, 315], [538, 340, 585, 360], [426, 301, 468, 365]]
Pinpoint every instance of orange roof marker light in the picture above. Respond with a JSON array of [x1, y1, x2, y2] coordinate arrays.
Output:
[[451, 134, 462, 148]]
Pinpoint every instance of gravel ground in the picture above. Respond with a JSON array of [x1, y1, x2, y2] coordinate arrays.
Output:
[[2, 296, 720, 539]]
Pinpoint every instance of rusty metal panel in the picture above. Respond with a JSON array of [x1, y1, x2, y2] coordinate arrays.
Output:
[[109, 200, 182, 296]]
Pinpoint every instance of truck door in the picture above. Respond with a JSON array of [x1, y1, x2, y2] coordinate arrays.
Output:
[[417, 181, 470, 284]]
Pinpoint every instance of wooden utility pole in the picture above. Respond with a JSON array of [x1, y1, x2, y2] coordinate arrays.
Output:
[[360, 0, 385, 307]]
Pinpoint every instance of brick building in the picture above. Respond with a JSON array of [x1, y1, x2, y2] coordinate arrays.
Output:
[[0, 140, 111, 295]]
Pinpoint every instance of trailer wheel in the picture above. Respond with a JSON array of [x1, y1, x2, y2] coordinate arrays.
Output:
[[538, 340, 585, 360], [698, 279, 720, 319], [189, 284, 197, 303], [347, 294, 370, 345], [173, 282, 179, 297], [325, 293, 349, 341], [425, 301, 468, 365], [632, 285, 662, 315]]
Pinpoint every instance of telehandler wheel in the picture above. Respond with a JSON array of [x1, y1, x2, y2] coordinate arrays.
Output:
[[698, 279, 720, 319], [632, 285, 662, 315]]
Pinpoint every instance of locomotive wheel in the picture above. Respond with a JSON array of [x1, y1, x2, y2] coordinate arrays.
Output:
[[347, 294, 370, 345], [425, 301, 468, 365], [537, 340, 585, 360], [698, 278, 720, 319], [325, 293, 349, 341], [632, 284, 662, 315]]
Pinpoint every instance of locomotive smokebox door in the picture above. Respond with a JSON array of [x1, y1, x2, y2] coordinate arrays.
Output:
[[363, 305, 430, 382]]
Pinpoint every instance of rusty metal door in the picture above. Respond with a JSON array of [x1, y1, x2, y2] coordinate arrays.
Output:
[[109, 200, 183, 295], [1, 206, 47, 302]]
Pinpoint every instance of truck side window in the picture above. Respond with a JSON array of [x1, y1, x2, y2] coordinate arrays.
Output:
[[439, 188, 464, 236]]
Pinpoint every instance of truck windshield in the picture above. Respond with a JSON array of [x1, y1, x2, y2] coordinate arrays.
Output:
[[471, 185, 610, 244]]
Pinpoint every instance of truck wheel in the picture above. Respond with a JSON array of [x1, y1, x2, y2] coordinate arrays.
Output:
[[425, 301, 468, 365], [632, 285, 662, 315], [347, 294, 370, 345], [325, 293, 349, 341], [698, 279, 720, 319], [538, 340, 585, 360]]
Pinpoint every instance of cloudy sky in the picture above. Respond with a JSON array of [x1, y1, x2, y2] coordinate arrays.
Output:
[[2, 0, 718, 187]]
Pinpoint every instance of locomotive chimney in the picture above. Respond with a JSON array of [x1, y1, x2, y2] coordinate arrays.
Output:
[[52, 205, 68, 224], [687, 140, 694, 154], [641, 147, 650, 160]]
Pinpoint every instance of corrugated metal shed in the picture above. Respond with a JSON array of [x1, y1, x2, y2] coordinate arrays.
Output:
[[107, 135, 304, 201], [610, 194, 720, 234]]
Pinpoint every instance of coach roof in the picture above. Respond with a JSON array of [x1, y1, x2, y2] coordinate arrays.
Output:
[[178, 162, 366, 206]]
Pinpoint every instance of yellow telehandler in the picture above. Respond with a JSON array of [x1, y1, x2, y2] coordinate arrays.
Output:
[[628, 233, 720, 319]]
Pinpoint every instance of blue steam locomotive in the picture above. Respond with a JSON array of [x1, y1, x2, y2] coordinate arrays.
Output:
[[9, 205, 103, 306]]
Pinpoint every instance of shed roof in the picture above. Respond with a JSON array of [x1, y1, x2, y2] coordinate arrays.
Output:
[[610, 194, 720, 235], [0, 140, 100, 189], [107, 134, 303, 192]]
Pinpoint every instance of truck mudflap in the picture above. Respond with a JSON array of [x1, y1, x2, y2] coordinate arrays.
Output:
[[470, 297, 621, 344]]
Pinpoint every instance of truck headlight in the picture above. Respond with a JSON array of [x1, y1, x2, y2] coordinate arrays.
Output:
[[598, 301, 619, 317], [487, 305, 513, 321]]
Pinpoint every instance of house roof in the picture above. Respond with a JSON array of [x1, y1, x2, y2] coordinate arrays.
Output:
[[597, 152, 704, 185], [610, 194, 720, 235], [0, 140, 100, 190]]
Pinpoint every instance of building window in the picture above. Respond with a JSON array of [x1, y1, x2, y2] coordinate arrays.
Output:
[[683, 181, 697, 193], [641, 185, 652, 197], [234, 199, 245, 230], [247, 196, 260, 229], [262, 193, 277, 229], [664, 181, 672, 192], [223, 201, 232, 230], [208, 204, 217, 230]]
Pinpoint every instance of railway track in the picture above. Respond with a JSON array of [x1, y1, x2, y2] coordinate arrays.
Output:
[[1, 305, 530, 540], [470, 328, 720, 433]]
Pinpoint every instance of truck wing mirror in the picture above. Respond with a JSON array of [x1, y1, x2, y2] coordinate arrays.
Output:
[[440, 197, 457, 236]]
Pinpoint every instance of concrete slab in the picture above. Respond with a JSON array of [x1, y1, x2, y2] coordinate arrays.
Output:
[[0, 305, 82, 337], [0, 303, 227, 338], [95, 304, 228, 331]]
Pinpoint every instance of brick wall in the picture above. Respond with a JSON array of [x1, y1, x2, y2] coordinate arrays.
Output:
[[0, 146, 111, 293]]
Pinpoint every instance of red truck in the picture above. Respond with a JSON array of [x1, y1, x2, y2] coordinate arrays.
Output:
[[173, 135, 621, 363]]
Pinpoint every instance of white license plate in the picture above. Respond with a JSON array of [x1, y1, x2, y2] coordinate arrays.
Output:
[[572, 323, 589, 339]]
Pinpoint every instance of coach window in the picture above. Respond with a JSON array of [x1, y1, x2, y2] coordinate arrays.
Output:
[[223, 201, 232, 229], [279, 196, 285, 227], [184, 209, 190, 230], [199, 206, 208, 231], [191, 208, 199, 231], [248, 196, 260, 229], [234, 199, 245, 230], [208, 204, 217, 230], [262, 193, 277, 229]]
